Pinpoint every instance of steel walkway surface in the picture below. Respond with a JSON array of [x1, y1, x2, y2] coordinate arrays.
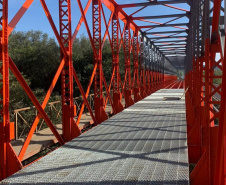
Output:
[[1, 89, 189, 185]]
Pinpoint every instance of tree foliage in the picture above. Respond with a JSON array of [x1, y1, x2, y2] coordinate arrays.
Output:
[[7, 30, 135, 138], [8, 31, 127, 105], [9, 31, 60, 90]]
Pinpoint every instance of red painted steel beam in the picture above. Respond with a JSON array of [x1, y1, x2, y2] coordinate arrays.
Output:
[[124, 25, 134, 107], [102, 0, 137, 32], [40, 0, 67, 57], [144, 16, 187, 33], [77, 0, 98, 58], [139, 23, 189, 29], [0, 0, 9, 180], [132, 13, 189, 20], [163, 4, 189, 12], [18, 58, 66, 161], [150, 36, 187, 40], [101, 4, 113, 52], [9, 58, 65, 145], [154, 40, 187, 43], [93, 0, 108, 124], [72, 0, 92, 43], [158, 44, 186, 48], [59, 0, 81, 141], [147, 30, 187, 35], [213, 0, 226, 182], [75, 63, 97, 125], [101, 12, 113, 50], [215, 43, 226, 185], [72, 68, 97, 125], [0, 1, 23, 180], [160, 49, 186, 51], [118, 0, 190, 8], [102, 70, 116, 114], [139, 36, 147, 98], [132, 30, 142, 102], [8, 0, 34, 35], [104, 67, 115, 110], [129, 6, 147, 16], [112, 13, 124, 113]]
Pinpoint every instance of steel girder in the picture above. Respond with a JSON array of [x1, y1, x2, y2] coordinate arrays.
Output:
[[119, 0, 190, 8], [59, 0, 81, 141], [132, 13, 190, 20]]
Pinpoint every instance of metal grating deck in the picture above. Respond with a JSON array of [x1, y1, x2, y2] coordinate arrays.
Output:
[[1, 89, 189, 185]]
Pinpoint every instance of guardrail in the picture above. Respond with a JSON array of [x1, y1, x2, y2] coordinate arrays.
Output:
[[12, 94, 96, 140]]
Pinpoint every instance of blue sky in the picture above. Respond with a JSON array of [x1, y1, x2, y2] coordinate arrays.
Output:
[[8, 0, 191, 41]]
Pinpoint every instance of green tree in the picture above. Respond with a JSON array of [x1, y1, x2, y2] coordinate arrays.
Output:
[[9, 31, 60, 90]]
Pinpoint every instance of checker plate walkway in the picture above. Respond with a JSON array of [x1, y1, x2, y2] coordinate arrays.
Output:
[[1, 89, 189, 185]]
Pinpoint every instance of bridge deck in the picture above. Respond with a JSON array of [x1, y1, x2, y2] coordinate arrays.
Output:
[[1, 89, 189, 185]]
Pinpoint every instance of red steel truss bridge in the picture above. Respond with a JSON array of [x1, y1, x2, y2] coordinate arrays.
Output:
[[0, 0, 225, 184]]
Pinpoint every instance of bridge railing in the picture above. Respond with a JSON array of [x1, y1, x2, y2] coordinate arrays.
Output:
[[11, 77, 179, 141], [12, 93, 98, 141]]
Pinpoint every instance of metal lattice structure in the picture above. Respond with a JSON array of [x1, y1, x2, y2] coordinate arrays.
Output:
[[0, 0, 226, 184]]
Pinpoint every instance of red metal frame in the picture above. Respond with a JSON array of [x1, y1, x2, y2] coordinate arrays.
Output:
[[0, 0, 22, 180], [112, 12, 124, 113], [0, 0, 178, 180], [139, 36, 147, 98], [123, 24, 134, 107], [59, 0, 81, 141], [93, 0, 108, 124], [186, 0, 225, 184], [132, 30, 142, 102]]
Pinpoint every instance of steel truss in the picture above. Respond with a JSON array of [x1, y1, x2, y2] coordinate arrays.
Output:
[[185, 0, 226, 184], [0, 0, 181, 181]]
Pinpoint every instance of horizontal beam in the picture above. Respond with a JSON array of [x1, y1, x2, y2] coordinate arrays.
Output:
[[133, 13, 190, 20], [159, 48, 186, 52], [102, 0, 137, 31], [159, 48, 186, 50], [149, 36, 188, 40], [163, 50, 186, 52], [210, 16, 224, 25], [163, 53, 186, 55], [139, 23, 189, 28], [146, 30, 188, 35], [161, 51, 186, 53], [153, 40, 187, 43], [119, 0, 190, 8], [167, 55, 186, 57], [156, 44, 187, 47]]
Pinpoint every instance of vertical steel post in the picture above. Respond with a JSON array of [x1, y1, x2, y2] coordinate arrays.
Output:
[[157, 51, 160, 89], [145, 40, 151, 95], [59, 0, 80, 141], [0, 0, 7, 179], [93, 0, 108, 123], [162, 57, 165, 87], [214, 33, 226, 185], [153, 47, 157, 91], [124, 24, 134, 107], [213, 0, 226, 183], [112, 12, 123, 113], [139, 35, 146, 98], [149, 43, 153, 92], [0, 0, 22, 180], [133, 30, 142, 102], [204, 39, 211, 184]]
